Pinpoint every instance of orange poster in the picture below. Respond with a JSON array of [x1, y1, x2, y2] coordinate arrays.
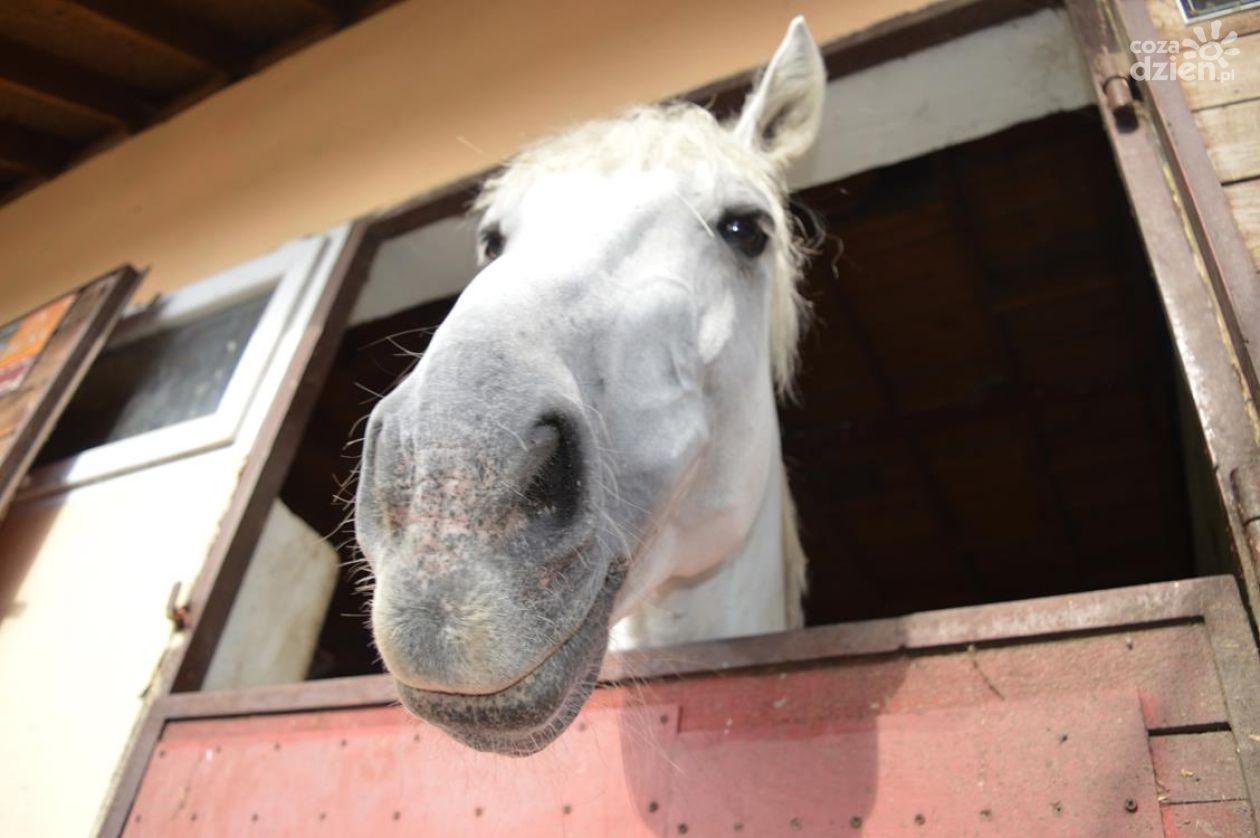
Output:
[[0, 294, 76, 396]]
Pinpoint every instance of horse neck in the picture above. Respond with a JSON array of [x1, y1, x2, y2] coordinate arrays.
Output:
[[608, 445, 804, 651]]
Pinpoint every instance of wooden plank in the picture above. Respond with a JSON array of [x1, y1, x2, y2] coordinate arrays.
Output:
[[148, 578, 1233, 722], [1224, 177, 1260, 268], [0, 122, 73, 179], [65, 0, 251, 76], [663, 692, 1160, 837], [1162, 801, 1258, 837], [1151, 732, 1250, 803], [1116, 0, 1260, 409], [131, 688, 1166, 836], [128, 702, 677, 837], [644, 625, 1228, 734], [0, 35, 153, 129], [1178, 30, 1260, 111], [1197, 99, 1260, 183]]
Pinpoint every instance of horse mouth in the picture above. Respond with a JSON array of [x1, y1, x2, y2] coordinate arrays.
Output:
[[393, 565, 625, 756]]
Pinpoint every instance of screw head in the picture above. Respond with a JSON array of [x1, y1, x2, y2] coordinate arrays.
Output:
[[1124, 799, 1139, 813]]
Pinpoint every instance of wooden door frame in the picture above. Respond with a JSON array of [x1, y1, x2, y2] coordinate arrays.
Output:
[[1065, 0, 1260, 622], [102, 0, 1260, 832]]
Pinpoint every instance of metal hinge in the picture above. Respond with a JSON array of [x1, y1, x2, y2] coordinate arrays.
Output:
[[1233, 462, 1260, 525], [165, 581, 191, 632]]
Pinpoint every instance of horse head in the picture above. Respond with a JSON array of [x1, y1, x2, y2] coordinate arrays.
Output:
[[355, 18, 824, 755]]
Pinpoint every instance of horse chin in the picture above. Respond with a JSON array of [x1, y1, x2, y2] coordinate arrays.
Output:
[[393, 566, 625, 756]]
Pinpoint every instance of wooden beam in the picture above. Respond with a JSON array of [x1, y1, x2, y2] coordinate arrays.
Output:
[[0, 36, 154, 129], [65, 0, 252, 77], [0, 123, 74, 179], [290, 0, 357, 22]]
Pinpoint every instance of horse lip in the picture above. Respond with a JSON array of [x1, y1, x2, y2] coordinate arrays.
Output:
[[394, 563, 626, 753], [395, 546, 607, 695], [390, 537, 608, 698]]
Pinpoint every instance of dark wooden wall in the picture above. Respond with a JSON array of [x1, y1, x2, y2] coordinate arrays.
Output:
[[282, 109, 1194, 678], [785, 109, 1192, 624]]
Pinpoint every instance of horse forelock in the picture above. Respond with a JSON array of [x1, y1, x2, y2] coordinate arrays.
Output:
[[474, 103, 810, 398]]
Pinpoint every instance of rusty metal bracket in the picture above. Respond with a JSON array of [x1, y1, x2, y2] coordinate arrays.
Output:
[[1101, 50, 1137, 131], [165, 581, 190, 632], [1232, 463, 1260, 526]]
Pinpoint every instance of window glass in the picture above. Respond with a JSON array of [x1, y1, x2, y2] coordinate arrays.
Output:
[[36, 291, 271, 464]]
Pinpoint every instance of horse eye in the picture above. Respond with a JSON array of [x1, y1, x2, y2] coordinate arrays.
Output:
[[481, 227, 505, 261], [717, 212, 769, 258]]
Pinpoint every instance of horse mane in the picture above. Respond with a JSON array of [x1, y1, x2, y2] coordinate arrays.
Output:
[[780, 462, 808, 626], [474, 102, 811, 396]]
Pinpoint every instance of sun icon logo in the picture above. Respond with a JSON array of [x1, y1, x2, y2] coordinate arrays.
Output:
[[1181, 19, 1242, 68]]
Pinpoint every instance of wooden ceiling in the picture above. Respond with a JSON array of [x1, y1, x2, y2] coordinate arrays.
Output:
[[281, 109, 1195, 678], [0, 0, 401, 204]]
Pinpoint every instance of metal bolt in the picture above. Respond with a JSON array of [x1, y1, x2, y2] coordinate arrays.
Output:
[[648, 801, 660, 813], [914, 813, 926, 825], [1051, 802, 1063, 816], [678, 824, 689, 835], [1125, 799, 1138, 813], [392, 811, 401, 821], [790, 816, 802, 830], [734, 823, 744, 832], [660, 714, 670, 725], [474, 807, 483, 817], [851, 815, 863, 828], [980, 809, 992, 820], [563, 805, 572, 815], [165, 581, 191, 631]]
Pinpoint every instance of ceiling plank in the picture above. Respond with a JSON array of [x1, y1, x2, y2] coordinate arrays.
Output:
[[0, 36, 154, 129], [290, 0, 360, 23], [0, 123, 74, 178], [64, 0, 252, 77]]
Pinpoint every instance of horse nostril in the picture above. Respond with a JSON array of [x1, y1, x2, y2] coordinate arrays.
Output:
[[520, 413, 583, 526]]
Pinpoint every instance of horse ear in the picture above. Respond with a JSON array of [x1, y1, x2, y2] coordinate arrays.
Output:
[[734, 16, 826, 167]]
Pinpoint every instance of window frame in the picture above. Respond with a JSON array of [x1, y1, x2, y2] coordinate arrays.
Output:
[[19, 235, 333, 499]]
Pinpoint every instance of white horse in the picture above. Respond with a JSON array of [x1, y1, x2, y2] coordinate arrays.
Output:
[[355, 18, 824, 755]]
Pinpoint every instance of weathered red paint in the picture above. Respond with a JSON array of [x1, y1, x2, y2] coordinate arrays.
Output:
[[125, 622, 1252, 837]]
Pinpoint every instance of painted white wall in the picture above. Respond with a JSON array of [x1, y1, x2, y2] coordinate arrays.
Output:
[[351, 8, 1092, 325], [0, 447, 240, 838], [0, 227, 350, 837], [788, 8, 1092, 189]]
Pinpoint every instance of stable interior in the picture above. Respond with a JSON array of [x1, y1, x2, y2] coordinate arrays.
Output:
[[277, 105, 1219, 680]]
